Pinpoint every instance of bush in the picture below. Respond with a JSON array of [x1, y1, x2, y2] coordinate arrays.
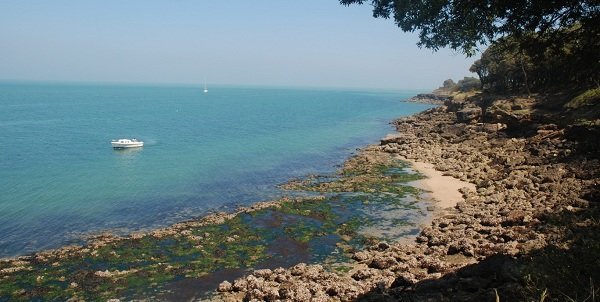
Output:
[[565, 88, 600, 109], [457, 77, 481, 92]]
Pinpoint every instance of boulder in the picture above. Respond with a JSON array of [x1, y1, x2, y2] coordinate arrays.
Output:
[[445, 99, 465, 112], [368, 256, 398, 269], [217, 281, 233, 292], [456, 107, 482, 123]]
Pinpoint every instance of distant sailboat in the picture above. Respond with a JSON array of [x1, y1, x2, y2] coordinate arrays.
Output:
[[203, 78, 208, 93]]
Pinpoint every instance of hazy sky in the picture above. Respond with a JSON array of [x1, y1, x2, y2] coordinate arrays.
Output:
[[0, 1, 477, 90]]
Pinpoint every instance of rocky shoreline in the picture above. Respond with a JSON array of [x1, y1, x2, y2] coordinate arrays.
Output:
[[214, 95, 599, 301], [403, 93, 449, 105], [1, 93, 597, 301], [0, 124, 429, 300]]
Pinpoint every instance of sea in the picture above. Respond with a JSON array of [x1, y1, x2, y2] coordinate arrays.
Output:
[[0, 82, 432, 258]]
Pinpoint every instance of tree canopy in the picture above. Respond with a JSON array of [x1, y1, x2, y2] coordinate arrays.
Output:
[[469, 25, 599, 92], [340, 0, 599, 56]]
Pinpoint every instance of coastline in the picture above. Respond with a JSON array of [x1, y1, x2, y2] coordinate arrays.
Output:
[[2, 92, 598, 301], [0, 99, 434, 300], [215, 95, 599, 300], [404, 158, 475, 209], [380, 132, 476, 210]]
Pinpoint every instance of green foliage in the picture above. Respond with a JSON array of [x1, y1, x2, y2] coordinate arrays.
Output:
[[442, 79, 457, 91], [565, 87, 600, 109], [469, 26, 600, 92], [456, 77, 481, 92], [340, 0, 599, 57]]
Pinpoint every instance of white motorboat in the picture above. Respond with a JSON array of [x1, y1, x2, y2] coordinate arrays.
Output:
[[111, 138, 144, 148]]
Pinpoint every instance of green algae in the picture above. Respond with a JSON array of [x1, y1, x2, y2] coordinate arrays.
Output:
[[0, 154, 428, 301]]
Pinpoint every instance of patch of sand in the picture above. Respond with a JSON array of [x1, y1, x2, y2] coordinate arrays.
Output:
[[403, 159, 476, 209]]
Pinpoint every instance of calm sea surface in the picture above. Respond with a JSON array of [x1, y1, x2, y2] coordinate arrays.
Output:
[[0, 82, 431, 257]]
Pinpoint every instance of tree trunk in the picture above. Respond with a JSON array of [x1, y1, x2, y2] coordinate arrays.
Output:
[[519, 51, 531, 97]]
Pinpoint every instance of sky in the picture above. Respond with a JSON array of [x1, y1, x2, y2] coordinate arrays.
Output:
[[0, 1, 477, 90]]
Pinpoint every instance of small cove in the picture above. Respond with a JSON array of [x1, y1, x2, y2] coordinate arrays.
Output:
[[0, 152, 435, 301], [0, 82, 431, 257]]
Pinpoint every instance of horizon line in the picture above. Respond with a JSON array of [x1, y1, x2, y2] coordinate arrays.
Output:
[[0, 78, 436, 92]]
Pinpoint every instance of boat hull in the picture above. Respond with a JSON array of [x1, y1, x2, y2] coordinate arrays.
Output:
[[111, 142, 144, 148], [111, 139, 144, 148]]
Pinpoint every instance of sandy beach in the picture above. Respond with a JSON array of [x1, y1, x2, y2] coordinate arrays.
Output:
[[405, 158, 475, 209]]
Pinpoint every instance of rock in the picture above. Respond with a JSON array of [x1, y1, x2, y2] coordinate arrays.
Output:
[[245, 288, 265, 301], [380, 133, 415, 145], [352, 251, 370, 261], [447, 240, 475, 257], [457, 107, 482, 123], [376, 241, 391, 251], [369, 256, 398, 269], [217, 281, 233, 292], [262, 287, 280, 300], [391, 272, 418, 287], [444, 99, 465, 112], [253, 269, 272, 278], [232, 278, 248, 291], [304, 265, 324, 280], [406, 93, 449, 105], [503, 210, 527, 225], [290, 263, 307, 276], [279, 283, 312, 301], [351, 269, 374, 280], [479, 123, 507, 133], [209, 93, 598, 302]]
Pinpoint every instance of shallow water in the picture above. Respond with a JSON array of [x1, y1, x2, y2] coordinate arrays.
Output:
[[0, 82, 431, 257]]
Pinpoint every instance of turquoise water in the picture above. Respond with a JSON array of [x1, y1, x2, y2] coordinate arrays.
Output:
[[0, 82, 430, 257]]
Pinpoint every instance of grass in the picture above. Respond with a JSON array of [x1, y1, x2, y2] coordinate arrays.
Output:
[[564, 88, 600, 109], [520, 209, 600, 302]]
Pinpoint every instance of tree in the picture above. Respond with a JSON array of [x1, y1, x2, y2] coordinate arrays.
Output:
[[469, 60, 487, 89], [470, 25, 599, 92], [442, 79, 456, 90], [457, 77, 481, 92], [339, 0, 600, 56]]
